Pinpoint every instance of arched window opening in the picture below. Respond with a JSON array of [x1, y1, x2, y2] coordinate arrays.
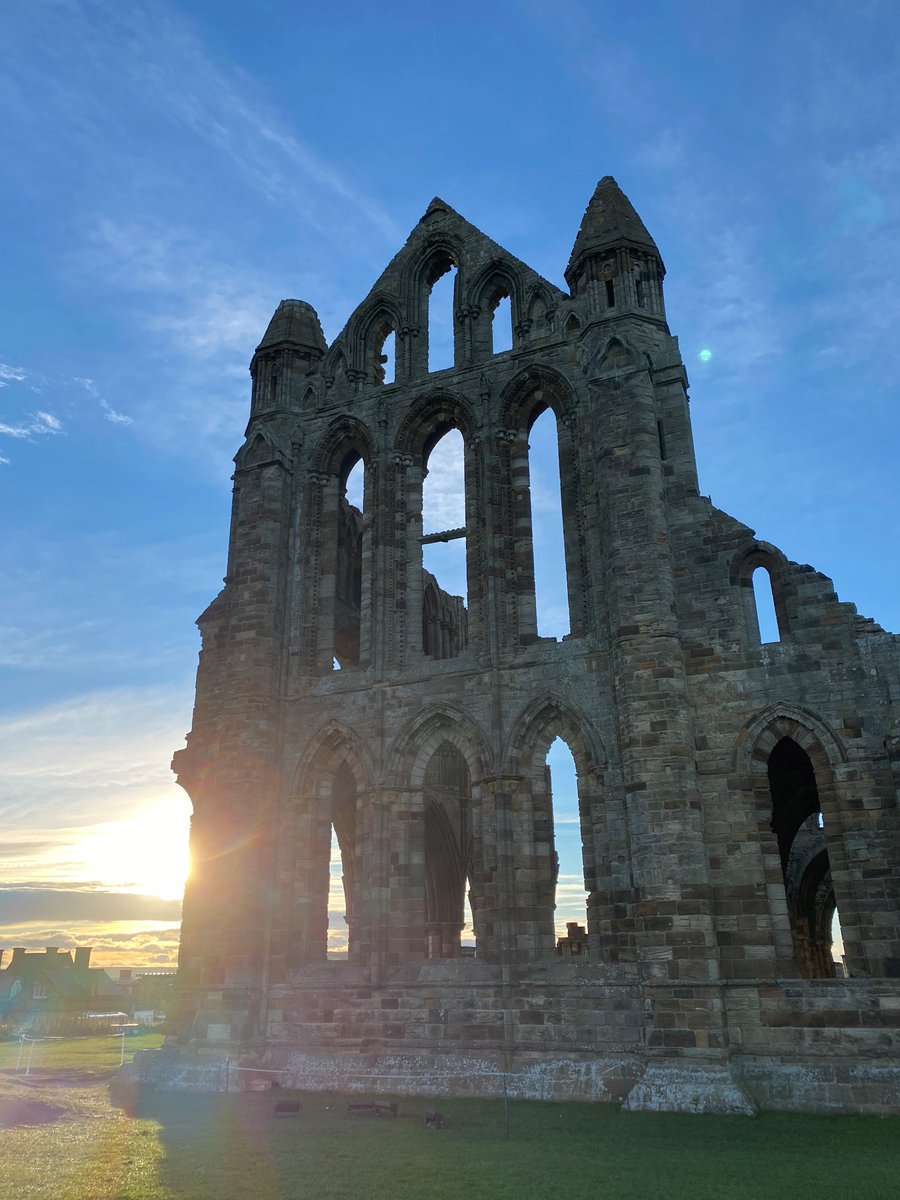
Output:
[[428, 263, 457, 372], [565, 313, 581, 339], [528, 408, 570, 639], [333, 456, 364, 669], [768, 737, 839, 978], [327, 826, 349, 956], [327, 763, 357, 958], [345, 458, 364, 510], [491, 293, 513, 354], [605, 279, 615, 308], [544, 737, 589, 952], [752, 565, 781, 644], [423, 742, 473, 958], [634, 272, 645, 308], [422, 428, 467, 658], [373, 328, 395, 385]]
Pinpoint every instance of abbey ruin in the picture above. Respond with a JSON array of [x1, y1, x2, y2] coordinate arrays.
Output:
[[165, 179, 900, 1113]]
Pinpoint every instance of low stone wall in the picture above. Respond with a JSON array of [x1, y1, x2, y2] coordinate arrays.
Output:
[[135, 965, 900, 1115]]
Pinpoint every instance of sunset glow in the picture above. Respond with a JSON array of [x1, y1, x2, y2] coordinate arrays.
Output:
[[75, 799, 191, 902]]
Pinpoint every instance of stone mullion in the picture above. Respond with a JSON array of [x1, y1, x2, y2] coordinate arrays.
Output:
[[358, 460, 377, 669], [480, 774, 551, 962], [463, 433, 484, 655], [507, 427, 537, 643], [595, 365, 719, 985], [825, 761, 899, 977], [558, 410, 591, 638], [747, 776, 797, 975], [390, 454, 419, 663], [312, 473, 341, 670], [580, 767, 636, 966], [297, 472, 328, 674], [351, 787, 384, 968], [282, 795, 331, 969], [395, 323, 418, 382], [466, 779, 487, 952], [369, 786, 428, 965]]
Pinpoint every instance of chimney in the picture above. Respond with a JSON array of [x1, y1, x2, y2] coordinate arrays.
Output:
[[45, 946, 60, 959], [11, 948, 26, 969], [74, 947, 92, 971]]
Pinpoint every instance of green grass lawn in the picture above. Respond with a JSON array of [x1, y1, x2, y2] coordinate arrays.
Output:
[[0, 1038, 898, 1200]]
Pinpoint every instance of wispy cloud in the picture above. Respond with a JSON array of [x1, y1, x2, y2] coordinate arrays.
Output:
[[0, 411, 63, 440], [0, 685, 192, 832], [74, 376, 133, 426], [0, 361, 27, 387]]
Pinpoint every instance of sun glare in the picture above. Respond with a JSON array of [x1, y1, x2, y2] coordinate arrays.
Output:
[[77, 797, 191, 901]]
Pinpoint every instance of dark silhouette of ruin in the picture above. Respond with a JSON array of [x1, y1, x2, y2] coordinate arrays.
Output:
[[166, 180, 900, 1113]]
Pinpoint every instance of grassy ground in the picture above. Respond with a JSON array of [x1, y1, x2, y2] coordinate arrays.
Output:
[[0, 1038, 898, 1200]]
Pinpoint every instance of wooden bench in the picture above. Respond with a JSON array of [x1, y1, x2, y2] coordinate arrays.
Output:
[[346, 1100, 399, 1118], [423, 1109, 443, 1129], [273, 1099, 302, 1117], [347, 1101, 376, 1117]]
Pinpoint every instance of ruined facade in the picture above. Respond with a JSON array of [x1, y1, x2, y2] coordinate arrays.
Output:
[[167, 180, 900, 1113]]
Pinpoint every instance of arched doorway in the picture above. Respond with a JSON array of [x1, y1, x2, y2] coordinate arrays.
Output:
[[767, 737, 839, 978]]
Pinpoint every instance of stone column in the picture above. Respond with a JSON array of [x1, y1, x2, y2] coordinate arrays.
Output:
[[591, 357, 719, 984]]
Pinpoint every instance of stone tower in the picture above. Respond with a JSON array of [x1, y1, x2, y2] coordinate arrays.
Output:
[[168, 180, 900, 1113]]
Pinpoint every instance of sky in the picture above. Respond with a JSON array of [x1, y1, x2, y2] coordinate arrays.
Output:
[[1, 0, 898, 968]]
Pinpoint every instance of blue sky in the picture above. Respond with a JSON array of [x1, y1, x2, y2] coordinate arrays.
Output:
[[1, 1, 898, 965]]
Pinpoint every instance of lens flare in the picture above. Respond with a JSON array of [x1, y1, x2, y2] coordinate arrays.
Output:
[[698, 348, 712, 362]]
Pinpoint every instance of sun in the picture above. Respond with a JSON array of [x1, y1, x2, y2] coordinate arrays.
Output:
[[77, 797, 191, 901]]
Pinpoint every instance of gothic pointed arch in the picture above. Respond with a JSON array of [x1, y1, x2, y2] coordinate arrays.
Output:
[[321, 341, 351, 389], [584, 333, 646, 379], [412, 236, 465, 290], [292, 718, 374, 799], [396, 388, 479, 462], [467, 258, 525, 318], [505, 693, 607, 778], [733, 704, 848, 776], [310, 415, 376, 478], [500, 364, 577, 431], [233, 427, 290, 471], [350, 292, 405, 384], [384, 703, 493, 788], [523, 280, 555, 334]]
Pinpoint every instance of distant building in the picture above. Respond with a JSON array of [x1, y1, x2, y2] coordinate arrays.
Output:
[[556, 922, 588, 957], [0, 947, 121, 1034]]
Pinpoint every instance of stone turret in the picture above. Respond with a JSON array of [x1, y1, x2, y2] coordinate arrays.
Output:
[[250, 299, 327, 416], [565, 177, 666, 319]]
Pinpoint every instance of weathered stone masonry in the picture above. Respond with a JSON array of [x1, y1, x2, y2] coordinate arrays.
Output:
[[163, 179, 900, 1113]]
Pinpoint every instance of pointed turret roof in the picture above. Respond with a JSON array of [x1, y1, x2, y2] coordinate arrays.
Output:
[[256, 299, 327, 357], [566, 177, 661, 285]]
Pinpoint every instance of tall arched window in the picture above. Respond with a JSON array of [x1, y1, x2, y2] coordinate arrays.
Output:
[[327, 761, 357, 958], [333, 456, 366, 669], [737, 550, 789, 647], [379, 330, 396, 385], [528, 409, 570, 639], [423, 741, 473, 958], [752, 565, 781, 643], [767, 737, 840, 978], [491, 293, 513, 353], [428, 264, 457, 372], [544, 737, 588, 952], [421, 428, 467, 659]]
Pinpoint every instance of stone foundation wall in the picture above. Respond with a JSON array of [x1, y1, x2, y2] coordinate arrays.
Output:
[[142, 964, 900, 1115]]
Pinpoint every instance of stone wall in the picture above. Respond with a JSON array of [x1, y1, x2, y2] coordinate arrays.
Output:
[[168, 179, 900, 1113]]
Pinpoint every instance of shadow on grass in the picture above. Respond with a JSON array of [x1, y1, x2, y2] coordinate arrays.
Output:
[[109, 1085, 900, 1200]]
